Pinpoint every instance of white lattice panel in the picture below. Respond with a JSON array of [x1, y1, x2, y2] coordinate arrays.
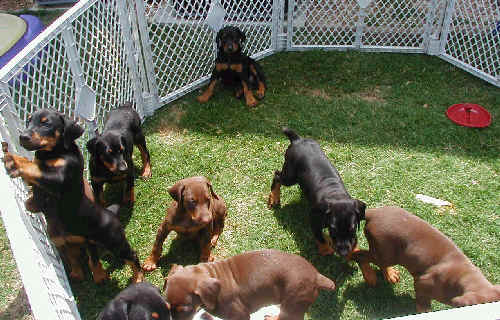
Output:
[[362, 0, 431, 49], [290, 0, 359, 47], [442, 0, 499, 84]]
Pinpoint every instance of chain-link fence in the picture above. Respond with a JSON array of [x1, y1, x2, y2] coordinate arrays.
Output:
[[0, 0, 498, 319]]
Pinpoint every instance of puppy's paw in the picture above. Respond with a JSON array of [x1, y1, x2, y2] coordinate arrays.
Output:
[[142, 256, 159, 272], [92, 269, 110, 284], [264, 316, 278, 320], [197, 94, 210, 104], [256, 86, 266, 100], [317, 236, 335, 256], [267, 192, 280, 209], [384, 266, 400, 284], [140, 166, 152, 179]]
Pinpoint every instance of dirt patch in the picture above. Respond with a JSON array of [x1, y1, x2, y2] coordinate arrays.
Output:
[[297, 87, 333, 101], [0, 0, 34, 11], [155, 105, 188, 144], [356, 86, 388, 103]]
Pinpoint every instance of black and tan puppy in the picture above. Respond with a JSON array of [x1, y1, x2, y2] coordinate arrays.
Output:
[[197, 26, 266, 107], [2, 109, 144, 283], [143, 176, 227, 272], [352, 206, 500, 312], [87, 103, 152, 205], [98, 282, 171, 320], [163, 249, 335, 320], [268, 128, 366, 258]]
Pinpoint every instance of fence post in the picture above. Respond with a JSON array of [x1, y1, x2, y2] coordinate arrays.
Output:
[[286, 0, 295, 49], [116, 0, 147, 119], [132, 0, 161, 114], [355, 0, 371, 49], [0, 82, 32, 159], [438, 0, 456, 54], [272, 0, 285, 51]]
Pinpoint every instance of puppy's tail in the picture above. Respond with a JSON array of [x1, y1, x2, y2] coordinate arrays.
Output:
[[316, 273, 336, 291], [282, 127, 300, 142]]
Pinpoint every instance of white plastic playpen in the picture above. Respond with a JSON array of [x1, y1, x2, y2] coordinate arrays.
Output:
[[0, 0, 498, 319]]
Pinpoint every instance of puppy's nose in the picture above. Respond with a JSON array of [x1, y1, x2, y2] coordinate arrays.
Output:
[[19, 133, 31, 144], [337, 245, 350, 257]]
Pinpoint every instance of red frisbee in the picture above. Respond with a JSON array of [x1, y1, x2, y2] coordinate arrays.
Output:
[[446, 103, 491, 128]]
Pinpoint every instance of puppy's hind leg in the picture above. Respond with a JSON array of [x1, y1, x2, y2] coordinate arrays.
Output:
[[351, 250, 378, 286], [134, 132, 152, 179], [87, 244, 109, 284]]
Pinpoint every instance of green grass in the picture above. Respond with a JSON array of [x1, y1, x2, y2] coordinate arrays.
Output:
[[2, 50, 500, 319]]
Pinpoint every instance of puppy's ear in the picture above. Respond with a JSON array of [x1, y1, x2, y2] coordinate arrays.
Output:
[[97, 298, 129, 320], [206, 180, 219, 200], [61, 116, 84, 149], [238, 28, 246, 43], [168, 181, 185, 204], [194, 278, 221, 311], [163, 264, 184, 292], [356, 200, 366, 221], [86, 137, 98, 155], [216, 29, 223, 50]]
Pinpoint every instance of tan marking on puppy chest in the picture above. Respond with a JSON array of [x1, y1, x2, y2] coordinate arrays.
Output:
[[46, 158, 66, 167], [215, 63, 229, 72], [230, 63, 243, 72]]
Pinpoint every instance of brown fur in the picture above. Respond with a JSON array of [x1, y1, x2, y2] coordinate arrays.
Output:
[[163, 249, 335, 320], [353, 206, 500, 312], [143, 176, 227, 272]]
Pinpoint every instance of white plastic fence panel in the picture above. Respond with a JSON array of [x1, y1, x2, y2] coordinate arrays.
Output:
[[287, 0, 434, 52], [438, 0, 499, 87], [0, 0, 148, 318], [0, 94, 80, 320], [141, 0, 280, 108]]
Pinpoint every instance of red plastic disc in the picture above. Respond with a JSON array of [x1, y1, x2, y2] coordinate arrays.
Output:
[[446, 103, 491, 128]]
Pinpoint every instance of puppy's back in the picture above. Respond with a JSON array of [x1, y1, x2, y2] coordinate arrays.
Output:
[[365, 207, 468, 274]]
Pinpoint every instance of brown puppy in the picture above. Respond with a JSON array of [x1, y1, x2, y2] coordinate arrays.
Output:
[[143, 176, 227, 271], [163, 249, 335, 320], [352, 206, 500, 312]]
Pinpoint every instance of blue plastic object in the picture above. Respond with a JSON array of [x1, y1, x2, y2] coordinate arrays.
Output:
[[0, 14, 45, 70]]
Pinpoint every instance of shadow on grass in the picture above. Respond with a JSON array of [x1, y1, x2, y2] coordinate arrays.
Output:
[[343, 280, 416, 319], [0, 288, 32, 320], [156, 235, 202, 278], [146, 51, 499, 163], [270, 195, 359, 319]]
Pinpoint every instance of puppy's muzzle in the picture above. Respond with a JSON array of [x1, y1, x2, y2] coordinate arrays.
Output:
[[19, 131, 38, 150]]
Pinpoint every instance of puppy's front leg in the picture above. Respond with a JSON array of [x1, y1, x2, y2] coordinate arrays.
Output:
[[2, 147, 42, 186], [199, 230, 214, 262], [198, 66, 223, 103], [267, 170, 281, 208], [143, 220, 172, 271], [311, 215, 335, 256]]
